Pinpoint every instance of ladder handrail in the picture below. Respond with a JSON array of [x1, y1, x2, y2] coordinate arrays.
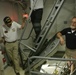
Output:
[[18, 27, 33, 41], [20, 42, 36, 52], [34, 0, 65, 50], [41, 0, 59, 30], [18, 0, 37, 69], [29, 56, 76, 63], [28, 56, 76, 75], [18, 0, 37, 44]]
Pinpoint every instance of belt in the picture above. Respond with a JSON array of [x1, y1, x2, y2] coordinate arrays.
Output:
[[6, 40, 17, 43]]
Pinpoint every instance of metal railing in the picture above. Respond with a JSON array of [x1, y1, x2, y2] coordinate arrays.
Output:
[[27, 56, 76, 75]]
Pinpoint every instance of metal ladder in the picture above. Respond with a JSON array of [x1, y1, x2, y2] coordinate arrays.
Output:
[[24, 0, 65, 71], [29, 0, 65, 56]]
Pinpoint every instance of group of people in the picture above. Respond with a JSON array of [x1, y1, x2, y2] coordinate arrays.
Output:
[[0, 0, 76, 75], [30, 0, 76, 74]]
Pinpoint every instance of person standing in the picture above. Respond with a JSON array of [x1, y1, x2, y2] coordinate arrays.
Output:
[[56, 17, 76, 75], [1, 16, 26, 75], [30, 0, 44, 40]]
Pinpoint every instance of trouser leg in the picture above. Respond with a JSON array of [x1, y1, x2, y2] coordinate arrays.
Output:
[[5, 42, 20, 73], [33, 23, 41, 38], [13, 42, 20, 73], [5, 43, 13, 61], [31, 9, 43, 38]]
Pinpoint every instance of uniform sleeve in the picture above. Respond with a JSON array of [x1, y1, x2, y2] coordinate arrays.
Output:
[[60, 28, 68, 35], [13, 21, 21, 29]]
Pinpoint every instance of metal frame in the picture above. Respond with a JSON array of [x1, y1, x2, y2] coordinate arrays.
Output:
[[28, 56, 76, 75]]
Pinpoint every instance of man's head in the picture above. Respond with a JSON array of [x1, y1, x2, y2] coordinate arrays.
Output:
[[3, 16, 12, 27], [70, 17, 76, 30]]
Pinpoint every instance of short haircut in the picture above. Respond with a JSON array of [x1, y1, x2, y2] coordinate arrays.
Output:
[[72, 16, 76, 19]]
